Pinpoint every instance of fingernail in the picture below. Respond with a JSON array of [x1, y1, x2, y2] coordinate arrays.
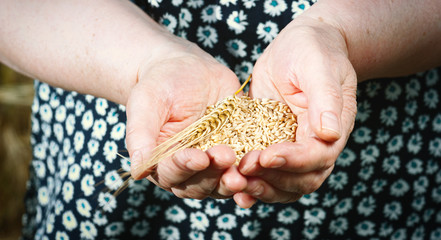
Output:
[[252, 184, 264, 196], [321, 111, 341, 136], [269, 156, 286, 168], [130, 150, 143, 179]]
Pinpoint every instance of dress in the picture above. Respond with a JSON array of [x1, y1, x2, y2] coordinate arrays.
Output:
[[22, 1, 441, 239]]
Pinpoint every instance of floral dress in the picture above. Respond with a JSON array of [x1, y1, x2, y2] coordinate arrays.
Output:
[[22, 0, 441, 239]]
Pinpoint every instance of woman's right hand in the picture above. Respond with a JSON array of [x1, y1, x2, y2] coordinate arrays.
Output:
[[125, 38, 248, 200]]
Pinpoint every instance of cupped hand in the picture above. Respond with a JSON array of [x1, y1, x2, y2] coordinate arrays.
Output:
[[126, 38, 247, 199], [234, 18, 358, 208]]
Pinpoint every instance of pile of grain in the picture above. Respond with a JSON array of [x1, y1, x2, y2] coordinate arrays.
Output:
[[190, 96, 297, 163]]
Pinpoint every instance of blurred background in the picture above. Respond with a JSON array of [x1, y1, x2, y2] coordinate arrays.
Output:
[[0, 63, 33, 240]]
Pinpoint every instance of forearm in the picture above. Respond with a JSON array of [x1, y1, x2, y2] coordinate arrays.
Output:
[[0, 0, 176, 104], [297, 0, 441, 81]]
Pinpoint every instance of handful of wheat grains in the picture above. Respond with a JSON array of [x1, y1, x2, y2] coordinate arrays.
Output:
[[147, 95, 298, 168]]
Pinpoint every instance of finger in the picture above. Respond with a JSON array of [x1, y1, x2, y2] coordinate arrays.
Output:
[[243, 177, 303, 204], [126, 82, 169, 180], [151, 148, 210, 190], [233, 192, 257, 209]]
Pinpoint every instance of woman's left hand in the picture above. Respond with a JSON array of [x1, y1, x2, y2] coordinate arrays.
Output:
[[233, 18, 358, 208]]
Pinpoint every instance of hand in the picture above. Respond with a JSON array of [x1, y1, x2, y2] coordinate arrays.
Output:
[[234, 19, 358, 208], [125, 39, 247, 199]]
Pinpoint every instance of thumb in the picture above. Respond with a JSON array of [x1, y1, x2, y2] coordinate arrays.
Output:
[[302, 63, 344, 142], [125, 84, 168, 180]]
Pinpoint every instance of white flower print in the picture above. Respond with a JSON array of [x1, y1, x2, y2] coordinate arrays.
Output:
[[322, 193, 338, 207], [73, 131, 84, 153], [68, 163, 81, 182], [80, 220, 97, 240], [62, 211, 78, 231], [375, 128, 390, 144], [356, 100, 371, 122], [80, 154, 92, 169], [387, 135, 404, 153], [336, 148, 356, 167], [197, 25, 218, 48], [53, 123, 64, 143], [93, 210, 107, 226], [204, 201, 220, 217], [411, 226, 425, 240], [251, 44, 263, 61], [127, 193, 145, 207], [227, 10, 248, 34], [277, 207, 299, 224], [190, 212, 209, 231], [414, 176, 429, 195], [147, 0, 162, 8], [423, 208, 435, 222], [159, 226, 180, 240], [216, 214, 237, 230], [131, 220, 150, 237], [328, 171, 348, 190], [412, 196, 425, 211], [302, 226, 319, 240], [104, 222, 124, 237], [144, 205, 161, 218], [80, 174, 95, 197], [187, 0, 204, 8], [62, 181, 74, 203], [172, 0, 183, 6], [404, 100, 418, 116], [212, 231, 233, 240], [160, 13, 178, 32], [46, 213, 55, 234], [65, 94, 75, 109], [270, 227, 290, 240], [33, 160, 46, 178], [110, 122, 125, 140], [201, 5, 222, 23], [165, 205, 187, 223], [241, 220, 261, 239], [401, 117, 414, 133], [352, 182, 367, 196], [424, 89, 439, 109], [298, 192, 319, 206], [432, 114, 441, 133], [379, 222, 394, 237], [59, 157, 69, 180], [432, 186, 441, 203], [426, 69, 439, 86], [55, 105, 66, 123], [357, 196, 376, 216], [105, 170, 123, 191], [189, 231, 204, 240], [407, 133, 423, 154], [291, 0, 310, 18], [76, 199, 92, 217], [98, 192, 117, 212], [54, 200, 64, 216], [123, 208, 139, 221], [127, 178, 150, 193], [39, 103, 53, 123], [256, 204, 274, 218], [429, 138, 441, 157], [256, 21, 278, 43], [426, 159, 439, 174], [329, 217, 348, 235], [38, 83, 50, 101], [365, 81, 381, 97], [91, 118, 107, 140], [41, 122, 52, 138], [264, 0, 287, 17], [219, 0, 237, 7], [353, 126, 372, 144], [418, 114, 430, 130], [390, 179, 410, 197], [234, 61, 253, 81], [406, 158, 424, 175], [355, 221, 375, 237], [384, 201, 402, 220], [304, 208, 325, 226], [372, 179, 388, 194], [358, 166, 374, 181], [103, 141, 118, 163], [92, 160, 105, 177], [38, 186, 49, 206], [154, 187, 173, 200], [184, 198, 202, 209], [243, 0, 257, 8], [334, 198, 352, 216], [86, 139, 99, 158], [75, 99, 85, 116], [383, 155, 400, 174], [406, 213, 420, 227], [106, 108, 119, 125], [226, 39, 247, 58], [179, 8, 192, 28], [360, 145, 380, 165], [235, 205, 251, 217], [385, 81, 402, 101], [405, 78, 420, 99], [380, 106, 398, 126], [81, 110, 94, 131], [430, 229, 441, 240]]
